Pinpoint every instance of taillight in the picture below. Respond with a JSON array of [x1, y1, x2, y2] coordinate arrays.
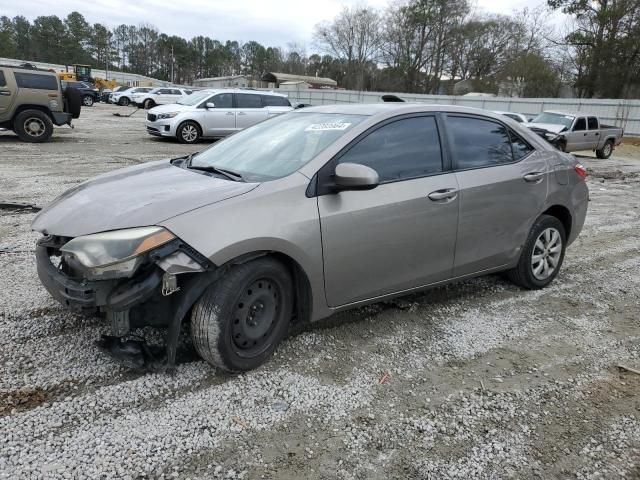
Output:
[[575, 163, 587, 179]]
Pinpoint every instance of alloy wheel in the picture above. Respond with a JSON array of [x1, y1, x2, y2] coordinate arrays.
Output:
[[23, 117, 46, 138], [531, 227, 562, 280], [181, 125, 198, 142]]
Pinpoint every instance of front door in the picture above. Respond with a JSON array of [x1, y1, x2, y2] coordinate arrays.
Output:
[[0, 69, 15, 117], [318, 115, 459, 307], [234, 93, 268, 130], [200, 92, 235, 137], [444, 114, 549, 277], [566, 117, 590, 151]]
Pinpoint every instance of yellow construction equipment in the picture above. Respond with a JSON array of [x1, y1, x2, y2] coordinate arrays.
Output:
[[57, 64, 118, 90]]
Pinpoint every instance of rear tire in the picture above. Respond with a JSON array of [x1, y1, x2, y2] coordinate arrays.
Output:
[[82, 95, 94, 107], [177, 121, 201, 144], [506, 215, 566, 290], [191, 258, 294, 372], [596, 140, 613, 159], [14, 110, 54, 143]]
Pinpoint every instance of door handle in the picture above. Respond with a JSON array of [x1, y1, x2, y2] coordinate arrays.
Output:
[[523, 172, 544, 183], [237, 112, 246, 116], [0, 90, 10, 96], [428, 188, 458, 201], [226, 112, 234, 115]]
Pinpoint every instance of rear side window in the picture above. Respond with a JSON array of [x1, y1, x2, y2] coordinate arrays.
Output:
[[448, 116, 513, 169], [574, 118, 586, 131], [587, 117, 598, 129], [505, 113, 523, 123], [510, 130, 534, 160], [171, 89, 182, 95], [0, 71, 6, 87], [262, 95, 290, 107], [236, 94, 262, 108], [14, 72, 58, 90], [338, 116, 442, 182]]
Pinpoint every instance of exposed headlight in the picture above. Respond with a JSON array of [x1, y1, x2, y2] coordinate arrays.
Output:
[[61, 226, 175, 279], [544, 132, 559, 140], [156, 112, 179, 119]]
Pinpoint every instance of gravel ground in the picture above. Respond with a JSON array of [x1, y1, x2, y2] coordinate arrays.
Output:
[[0, 104, 639, 479]]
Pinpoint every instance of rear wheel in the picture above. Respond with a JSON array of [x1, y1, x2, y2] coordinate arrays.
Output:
[[14, 110, 54, 143], [177, 121, 201, 144], [190, 257, 293, 372], [82, 95, 94, 107], [506, 215, 566, 289], [596, 140, 614, 159]]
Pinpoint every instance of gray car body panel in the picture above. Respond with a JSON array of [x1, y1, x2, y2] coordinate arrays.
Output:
[[32, 103, 588, 324]]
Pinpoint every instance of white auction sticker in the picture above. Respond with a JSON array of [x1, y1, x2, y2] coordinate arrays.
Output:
[[305, 122, 351, 132]]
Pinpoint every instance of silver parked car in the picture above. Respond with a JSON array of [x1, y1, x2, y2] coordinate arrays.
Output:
[[32, 104, 589, 372], [145, 89, 293, 144]]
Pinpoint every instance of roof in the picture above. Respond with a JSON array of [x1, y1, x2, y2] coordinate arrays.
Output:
[[194, 75, 247, 82], [261, 72, 337, 87], [197, 88, 288, 97], [294, 103, 492, 116]]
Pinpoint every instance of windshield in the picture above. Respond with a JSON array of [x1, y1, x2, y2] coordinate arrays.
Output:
[[178, 91, 211, 106], [190, 112, 367, 181], [531, 112, 574, 128]]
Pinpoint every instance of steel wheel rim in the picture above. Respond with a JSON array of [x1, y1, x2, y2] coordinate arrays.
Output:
[[232, 278, 281, 357], [24, 117, 45, 137], [182, 125, 197, 142], [603, 143, 611, 156], [531, 227, 562, 280]]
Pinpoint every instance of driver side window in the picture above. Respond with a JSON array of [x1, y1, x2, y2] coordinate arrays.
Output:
[[573, 118, 586, 131], [211, 93, 232, 108]]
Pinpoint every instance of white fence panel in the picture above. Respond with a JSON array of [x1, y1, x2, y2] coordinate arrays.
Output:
[[281, 89, 640, 135]]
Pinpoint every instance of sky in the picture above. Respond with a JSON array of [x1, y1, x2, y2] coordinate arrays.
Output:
[[1, 0, 550, 48]]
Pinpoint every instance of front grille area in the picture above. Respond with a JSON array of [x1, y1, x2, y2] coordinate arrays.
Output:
[[147, 113, 157, 122]]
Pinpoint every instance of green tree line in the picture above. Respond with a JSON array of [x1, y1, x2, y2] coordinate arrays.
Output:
[[1, 0, 639, 98]]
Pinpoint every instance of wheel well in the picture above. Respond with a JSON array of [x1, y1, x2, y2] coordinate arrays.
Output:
[[222, 251, 313, 326], [543, 205, 572, 238], [12, 105, 53, 124]]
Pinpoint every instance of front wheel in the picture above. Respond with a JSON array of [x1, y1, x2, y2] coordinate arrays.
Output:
[[596, 140, 614, 159], [506, 215, 566, 289], [143, 99, 155, 109], [191, 258, 293, 372], [82, 95, 94, 107], [118, 97, 130, 106], [177, 121, 201, 144]]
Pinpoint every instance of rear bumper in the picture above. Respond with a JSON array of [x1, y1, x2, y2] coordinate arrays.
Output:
[[51, 112, 73, 126]]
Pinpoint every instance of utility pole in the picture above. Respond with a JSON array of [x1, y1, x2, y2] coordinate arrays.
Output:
[[171, 45, 175, 84]]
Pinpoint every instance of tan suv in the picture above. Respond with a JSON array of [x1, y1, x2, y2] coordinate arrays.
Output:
[[0, 64, 81, 142]]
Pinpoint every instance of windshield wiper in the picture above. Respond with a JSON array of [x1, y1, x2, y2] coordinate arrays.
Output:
[[182, 152, 245, 182]]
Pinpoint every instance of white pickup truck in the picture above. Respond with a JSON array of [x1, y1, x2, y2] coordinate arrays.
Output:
[[527, 111, 623, 159]]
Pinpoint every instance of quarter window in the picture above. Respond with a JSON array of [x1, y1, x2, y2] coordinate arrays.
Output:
[[236, 94, 262, 109], [211, 93, 232, 108], [14, 72, 58, 90], [587, 117, 598, 130], [0, 71, 6, 87], [448, 116, 513, 169], [338, 116, 443, 182], [510, 130, 534, 160]]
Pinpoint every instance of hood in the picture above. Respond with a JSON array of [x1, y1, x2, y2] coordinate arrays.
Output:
[[526, 123, 567, 134], [149, 104, 192, 114], [32, 159, 258, 237]]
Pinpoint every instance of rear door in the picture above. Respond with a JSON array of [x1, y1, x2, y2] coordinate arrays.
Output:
[[318, 114, 459, 306], [200, 92, 235, 137], [586, 116, 601, 149], [0, 69, 16, 119], [234, 93, 268, 129], [445, 114, 548, 277]]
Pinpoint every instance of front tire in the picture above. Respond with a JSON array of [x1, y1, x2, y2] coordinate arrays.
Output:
[[177, 121, 201, 144], [82, 95, 94, 107], [596, 140, 613, 159], [506, 215, 566, 289], [14, 110, 54, 143], [118, 97, 130, 106], [143, 99, 155, 109], [191, 258, 294, 372]]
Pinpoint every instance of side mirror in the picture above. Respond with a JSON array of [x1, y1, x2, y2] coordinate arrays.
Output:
[[205, 102, 215, 109], [333, 163, 379, 191]]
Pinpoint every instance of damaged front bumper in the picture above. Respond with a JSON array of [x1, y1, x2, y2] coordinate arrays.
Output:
[[35, 235, 217, 369]]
